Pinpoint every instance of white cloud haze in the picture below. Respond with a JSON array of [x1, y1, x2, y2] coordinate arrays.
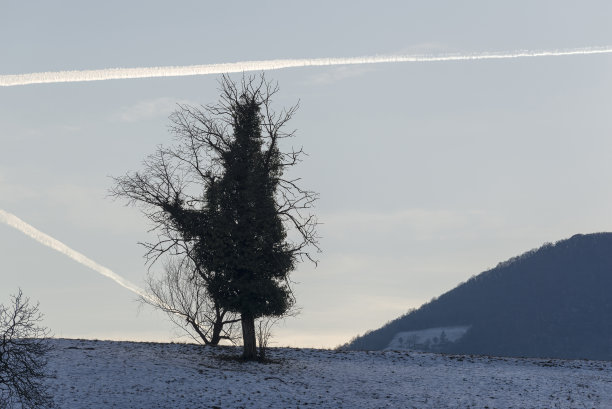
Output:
[[114, 97, 196, 123]]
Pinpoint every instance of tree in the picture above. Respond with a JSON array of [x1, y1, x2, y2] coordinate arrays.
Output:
[[0, 290, 53, 408], [141, 257, 240, 345], [439, 330, 448, 345], [255, 306, 300, 360], [112, 146, 239, 346], [113, 74, 319, 359]]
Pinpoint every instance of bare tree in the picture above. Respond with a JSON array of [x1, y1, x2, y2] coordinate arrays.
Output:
[[141, 257, 240, 345], [111, 115, 237, 346], [255, 307, 300, 360], [0, 290, 53, 409]]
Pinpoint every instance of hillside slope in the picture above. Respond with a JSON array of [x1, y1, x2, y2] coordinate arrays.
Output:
[[45, 338, 612, 408], [344, 233, 612, 360]]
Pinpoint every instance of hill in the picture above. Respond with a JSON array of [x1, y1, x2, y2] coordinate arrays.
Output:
[[344, 233, 612, 360], [44, 338, 611, 408]]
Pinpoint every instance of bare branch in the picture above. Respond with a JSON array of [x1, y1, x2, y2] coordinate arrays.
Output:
[[140, 258, 240, 346]]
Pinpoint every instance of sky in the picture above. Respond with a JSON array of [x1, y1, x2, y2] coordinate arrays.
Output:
[[1, 1, 612, 348]]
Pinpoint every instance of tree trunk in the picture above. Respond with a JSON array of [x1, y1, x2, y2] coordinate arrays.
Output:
[[241, 313, 257, 360], [209, 320, 222, 346]]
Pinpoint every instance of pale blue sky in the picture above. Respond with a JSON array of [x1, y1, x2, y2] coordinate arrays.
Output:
[[1, 1, 612, 347]]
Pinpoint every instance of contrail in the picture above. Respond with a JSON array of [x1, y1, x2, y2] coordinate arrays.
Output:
[[0, 208, 149, 300], [1, 209, 210, 329], [1, 46, 611, 87], [0, 208, 210, 330]]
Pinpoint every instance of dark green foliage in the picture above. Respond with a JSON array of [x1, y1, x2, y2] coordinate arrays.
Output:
[[183, 94, 294, 319], [344, 233, 612, 360]]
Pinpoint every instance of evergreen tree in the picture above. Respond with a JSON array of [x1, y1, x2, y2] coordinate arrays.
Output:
[[198, 91, 295, 358], [114, 74, 318, 360]]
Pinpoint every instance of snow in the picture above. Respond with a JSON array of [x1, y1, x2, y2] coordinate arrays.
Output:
[[44, 338, 612, 408], [386, 326, 471, 350]]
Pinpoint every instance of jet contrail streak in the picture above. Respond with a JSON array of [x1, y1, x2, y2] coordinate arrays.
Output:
[[0, 208, 148, 300], [1, 46, 611, 87]]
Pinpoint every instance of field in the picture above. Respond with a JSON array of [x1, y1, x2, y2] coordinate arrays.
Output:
[[44, 338, 612, 408]]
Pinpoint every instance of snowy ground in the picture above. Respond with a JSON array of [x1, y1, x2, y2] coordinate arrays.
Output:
[[44, 338, 612, 408]]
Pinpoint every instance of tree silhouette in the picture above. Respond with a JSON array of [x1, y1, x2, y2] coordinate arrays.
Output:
[[113, 74, 319, 359], [0, 290, 53, 408]]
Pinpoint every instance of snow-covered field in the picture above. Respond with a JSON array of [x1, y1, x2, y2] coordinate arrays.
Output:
[[45, 338, 612, 408]]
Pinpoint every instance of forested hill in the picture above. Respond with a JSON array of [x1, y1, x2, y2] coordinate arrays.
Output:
[[344, 233, 612, 360]]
